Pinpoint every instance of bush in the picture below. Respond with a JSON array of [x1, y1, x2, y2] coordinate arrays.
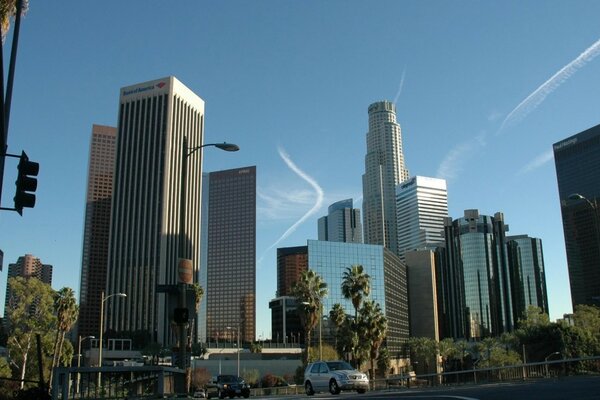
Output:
[[294, 365, 305, 385], [260, 372, 288, 387], [241, 368, 260, 387], [191, 367, 212, 390]]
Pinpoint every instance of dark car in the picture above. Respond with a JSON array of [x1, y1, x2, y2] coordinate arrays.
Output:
[[207, 375, 250, 399]]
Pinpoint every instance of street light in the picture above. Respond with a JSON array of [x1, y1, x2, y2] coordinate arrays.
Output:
[[544, 351, 561, 377], [98, 291, 126, 387], [76, 335, 95, 395], [177, 138, 239, 375], [226, 326, 240, 376]]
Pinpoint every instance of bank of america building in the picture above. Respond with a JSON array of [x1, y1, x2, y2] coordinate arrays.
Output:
[[106, 77, 205, 345]]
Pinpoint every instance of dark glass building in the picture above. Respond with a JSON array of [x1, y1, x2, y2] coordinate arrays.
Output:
[[269, 296, 302, 345], [442, 210, 512, 339], [553, 124, 600, 308], [506, 235, 549, 319], [202, 166, 256, 344]]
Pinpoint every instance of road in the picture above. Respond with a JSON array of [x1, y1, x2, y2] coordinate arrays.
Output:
[[250, 376, 600, 400]]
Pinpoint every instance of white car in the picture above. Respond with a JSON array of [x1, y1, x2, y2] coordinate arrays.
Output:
[[304, 360, 369, 395], [193, 389, 206, 398]]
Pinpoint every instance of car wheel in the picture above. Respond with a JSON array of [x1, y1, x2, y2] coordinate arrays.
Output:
[[329, 379, 341, 395], [357, 388, 366, 394], [305, 381, 314, 396], [243, 393, 249, 399], [218, 390, 225, 399]]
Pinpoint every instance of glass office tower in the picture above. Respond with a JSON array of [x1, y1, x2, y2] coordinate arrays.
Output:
[[443, 210, 512, 339], [506, 235, 549, 320], [307, 240, 409, 354], [318, 199, 363, 243], [554, 124, 600, 308]]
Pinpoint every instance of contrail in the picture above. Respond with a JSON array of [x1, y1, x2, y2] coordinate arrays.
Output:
[[499, 37, 600, 133], [258, 147, 324, 263], [393, 66, 407, 105]]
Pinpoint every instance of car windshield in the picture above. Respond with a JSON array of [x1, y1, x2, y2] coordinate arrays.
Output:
[[218, 375, 237, 383], [326, 361, 354, 371]]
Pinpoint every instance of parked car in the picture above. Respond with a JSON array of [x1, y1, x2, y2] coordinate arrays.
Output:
[[206, 375, 250, 399], [193, 389, 206, 398], [304, 360, 369, 396]]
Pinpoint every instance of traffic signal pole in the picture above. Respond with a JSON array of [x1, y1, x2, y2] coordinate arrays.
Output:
[[0, 0, 26, 210]]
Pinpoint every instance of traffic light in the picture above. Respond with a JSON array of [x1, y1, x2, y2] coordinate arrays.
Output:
[[14, 151, 39, 215]]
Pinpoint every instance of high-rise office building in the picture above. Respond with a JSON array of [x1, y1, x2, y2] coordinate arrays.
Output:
[[554, 124, 600, 307], [4, 254, 53, 322], [396, 176, 448, 261], [201, 166, 256, 344], [318, 199, 362, 243], [106, 77, 205, 344], [405, 249, 440, 340], [306, 240, 409, 354], [276, 246, 308, 297], [78, 124, 117, 339], [442, 210, 513, 339], [506, 235, 549, 319], [362, 101, 409, 255]]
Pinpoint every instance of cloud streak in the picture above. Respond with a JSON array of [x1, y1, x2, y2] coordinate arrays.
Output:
[[393, 66, 407, 105], [517, 149, 554, 176], [499, 37, 600, 132], [259, 147, 324, 262], [436, 133, 487, 181]]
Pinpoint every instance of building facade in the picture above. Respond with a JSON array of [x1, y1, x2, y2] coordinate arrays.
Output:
[[405, 249, 439, 340], [4, 254, 53, 322], [201, 166, 256, 344], [553, 124, 600, 307], [306, 240, 409, 354], [276, 246, 308, 297], [506, 235, 549, 320], [269, 296, 302, 346], [396, 176, 448, 261], [317, 199, 362, 243], [442, 210, 513, 339], [362, 101, 409, 255], [78, 124, 117, 339], [106, 77, 205, 345]]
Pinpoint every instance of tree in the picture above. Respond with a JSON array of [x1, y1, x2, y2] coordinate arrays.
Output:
[[5, 277, 55, 389], [407, 337, 438, 374], [0, 0, 28, 42], [291, 270, 328, 365], [329, 303, 346, 351], [341, 265, 370, 365], [377, 347, 391, 378], [341, 265, 370, 320], [438, 338, 458, 372], [49, 287, 79, 388], [241, 368, 260, 387], [249, 342, 263, 353], [308, 343, 338, 362], [359, 300, 387, 382], [191, 367, 212, 391]]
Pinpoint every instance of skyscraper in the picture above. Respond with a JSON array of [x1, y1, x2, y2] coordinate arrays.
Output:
[[276, 246, 308, 297], [4, 254, 52, 322], [201, 166, 256, 344], [317, 199, 362, 243], [106, 77, 205, 345], [442, 210, 513, 339], [553, 124, 600, 308], [78, 124, 117, 339], [506, 235, 549, 319], [396, 176, 448, 261], [362, 101, 409, 255]]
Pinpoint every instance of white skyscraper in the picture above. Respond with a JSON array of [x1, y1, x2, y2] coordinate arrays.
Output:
[[106, 77, 205, 345], [362, 101, 409, 255], [396, 176, 448, 261]]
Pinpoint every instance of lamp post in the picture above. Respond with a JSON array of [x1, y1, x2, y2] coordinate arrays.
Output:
[[98, 291, 126, 388], [76, 335, 95, 395], [544, 351, 561, 377], [177, 137, 238, 375], [226, 326, 240, 376]]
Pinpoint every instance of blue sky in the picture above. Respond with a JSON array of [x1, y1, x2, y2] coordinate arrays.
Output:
[[1, 1, 599, 340]]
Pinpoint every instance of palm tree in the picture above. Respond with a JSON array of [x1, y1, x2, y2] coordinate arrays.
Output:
[[359, 300, 387, 384], [49, 287, 79, 388], [329, 303, 346, 353], [341, 265, 370, 320], [0, 0, 28, 42], [291, 270, 328, 365]]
